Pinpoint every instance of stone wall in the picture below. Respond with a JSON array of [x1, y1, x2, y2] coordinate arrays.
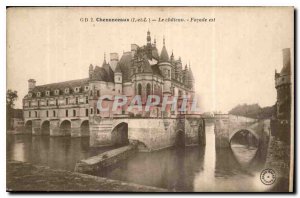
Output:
[[89, 117, 205, 151]]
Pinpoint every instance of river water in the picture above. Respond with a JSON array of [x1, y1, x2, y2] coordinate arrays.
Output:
[[7, 123, 274, 192]]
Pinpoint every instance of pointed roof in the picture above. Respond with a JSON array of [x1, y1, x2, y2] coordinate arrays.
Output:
[[102, 53, 107, 66], [188, 65, 194, 80], [159, 37, 169, 62], [115, 63, 122, 73], [102, 63, 114, 82]]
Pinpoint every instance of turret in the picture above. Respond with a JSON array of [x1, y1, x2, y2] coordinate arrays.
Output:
[[109, 53, 119, 72], [158, 37, 172, 94], [188, 63, 194, 90], [28, 79, 36, 92], [89, 64, 93, 79], [147, 30, 151, 45], [114, 63, 122, 94], [183, 64, 189, 85]]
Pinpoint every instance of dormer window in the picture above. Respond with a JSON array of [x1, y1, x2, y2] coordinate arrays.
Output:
[[55, 89, 60, 95], [36, 92, 41, 97], [46, 91, 50, 96], [65, 88, 69, 94], [74, 87, 80, 93], [28, 93, 32, 97]]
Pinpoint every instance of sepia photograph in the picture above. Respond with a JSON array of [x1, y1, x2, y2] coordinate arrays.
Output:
[[5, 6, 294, 192]]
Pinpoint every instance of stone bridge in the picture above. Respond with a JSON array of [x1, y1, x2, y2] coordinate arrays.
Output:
[[24, 115, 206, 152], [214, 114, 271, 148], [23, 118, 90, 137], [89, 115, 206, 152]]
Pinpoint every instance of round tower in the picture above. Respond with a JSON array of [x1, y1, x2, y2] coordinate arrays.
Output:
[[158, 37, 172, 94]]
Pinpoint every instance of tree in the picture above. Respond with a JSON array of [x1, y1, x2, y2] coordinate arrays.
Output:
[[6, 89, 18, 130]]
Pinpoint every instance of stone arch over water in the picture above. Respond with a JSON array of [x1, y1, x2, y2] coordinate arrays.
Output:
[[25, 120, 32, 134], [80, 120, 89, 137], [175, 129, 185, 147], [60, 120, 71, 136], [41, 120, 50, 135], [111, 122, 129, 146]]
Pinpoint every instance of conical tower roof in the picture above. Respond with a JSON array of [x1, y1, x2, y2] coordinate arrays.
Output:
[[159, 37, 169, 62]]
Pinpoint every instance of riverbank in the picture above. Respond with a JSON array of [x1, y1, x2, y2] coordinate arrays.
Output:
[[7, 160, 168, 192]]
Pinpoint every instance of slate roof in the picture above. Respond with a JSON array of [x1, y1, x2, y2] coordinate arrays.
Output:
[[160, 45, 169, 62], [116, 52, 133, 82], [31, 78, 89, 93]]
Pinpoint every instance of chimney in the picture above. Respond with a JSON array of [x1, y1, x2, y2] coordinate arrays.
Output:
[[109, 53, 119, 72], [28, 79, 36, 92], [282, 48, 291, 69]]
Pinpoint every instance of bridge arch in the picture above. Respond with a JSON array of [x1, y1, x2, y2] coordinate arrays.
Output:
[[41, 120, 50, 135], [111, 122, 129, 146], [229, 128, 259, 147], [80, 120, 90, 136], [60, 120, 71, 136], [25, 120, 32, 134], [175, 129, 185, 147]]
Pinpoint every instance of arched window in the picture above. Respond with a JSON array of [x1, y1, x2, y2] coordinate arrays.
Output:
[[35, 111, 37, 117], [146, 83, 151, 97], [138, 84, 142, 95], [53, 110, 56, 117]]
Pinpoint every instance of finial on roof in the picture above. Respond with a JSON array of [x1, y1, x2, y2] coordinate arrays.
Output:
[[102, 53, 107, 65], [163, 36, 165, 46]]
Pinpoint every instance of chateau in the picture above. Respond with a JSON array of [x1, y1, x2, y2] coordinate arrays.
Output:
[[22, 31, 196, 141]]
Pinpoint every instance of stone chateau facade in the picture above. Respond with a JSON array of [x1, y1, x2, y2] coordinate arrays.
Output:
[[23, 31, 196, 138]]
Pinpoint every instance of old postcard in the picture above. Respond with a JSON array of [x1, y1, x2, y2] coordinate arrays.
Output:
[[6, 7, 294, 192]]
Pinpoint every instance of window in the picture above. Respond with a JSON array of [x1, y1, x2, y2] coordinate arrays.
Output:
[[65, 98, 69, 105], [46, 100, 49, 106], [85, 96, 89, 104], [29, 111, 31, 118], [46, 91, 50, 96], [53, 110, 56, 117], [146, 83, 151, 97], [37, 92, 41, 97], [97, 108, 100, 114], [35, 111, 37, 117], [73, 109, 76, 117], [37, 100, 40, 107], [90, 108, 93, 115], [29, 101, 31, 107], [85, 86, 89, 91], [75, 97, 78, 104], [56, 99, 58, 106], [55, 90, 59, 95], [46, 110, 49, 117], [85, 109, 89, 117], [167, 70, 170, 78], [66, 110, 68, 117], [97, 90, 100, 97], [138, 84, 142, 95], [65, 88, 69, 94], [90, 91, 93, 96], [28, 93, 32, 97]]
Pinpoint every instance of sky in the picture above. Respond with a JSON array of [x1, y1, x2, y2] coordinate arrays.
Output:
[[6, 7, 294, 113]]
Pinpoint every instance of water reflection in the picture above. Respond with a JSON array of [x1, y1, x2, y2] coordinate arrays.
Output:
[[7, 123, 273, 192], [6, 135, 115, 171]]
